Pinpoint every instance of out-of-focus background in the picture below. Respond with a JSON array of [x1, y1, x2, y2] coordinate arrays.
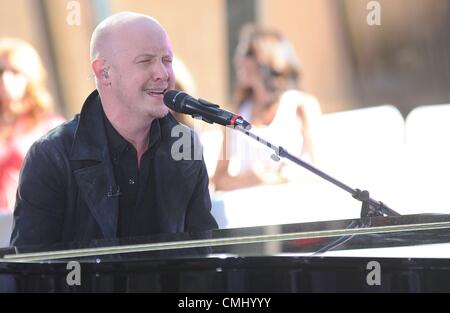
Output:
[[3, 0, 450, 116], [1, 0, 450, 241]]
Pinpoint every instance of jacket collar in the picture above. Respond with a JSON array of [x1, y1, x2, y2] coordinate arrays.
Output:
[[70, 89, 108, 161], [69, 90, 119, 239]]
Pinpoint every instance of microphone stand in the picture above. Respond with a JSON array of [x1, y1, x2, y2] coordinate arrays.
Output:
[[232, 125, 400, 218]]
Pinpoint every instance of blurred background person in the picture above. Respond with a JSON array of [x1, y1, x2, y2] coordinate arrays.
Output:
[[0, 38, 64, 212], [212, 24, 322, 191]]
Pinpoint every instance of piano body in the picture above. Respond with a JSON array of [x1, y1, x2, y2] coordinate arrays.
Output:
[[2, 213, 450, 292]]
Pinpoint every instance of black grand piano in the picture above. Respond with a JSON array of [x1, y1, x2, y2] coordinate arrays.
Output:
[[2, 213, 450, 293]]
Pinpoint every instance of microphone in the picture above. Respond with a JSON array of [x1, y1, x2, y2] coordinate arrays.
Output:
[[163, 90, 251, 129]]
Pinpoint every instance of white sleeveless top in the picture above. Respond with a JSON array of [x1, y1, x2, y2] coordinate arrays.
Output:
[[226, 90, 308, 177]]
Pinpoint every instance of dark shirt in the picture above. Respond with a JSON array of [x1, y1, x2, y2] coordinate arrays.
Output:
[[102, 108, 162, 238]]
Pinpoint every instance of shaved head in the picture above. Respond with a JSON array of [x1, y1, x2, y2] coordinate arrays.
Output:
[[90, 12, 166, 61]]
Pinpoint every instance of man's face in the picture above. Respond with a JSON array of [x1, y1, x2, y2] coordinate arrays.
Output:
[[109, 24, 175, 119]]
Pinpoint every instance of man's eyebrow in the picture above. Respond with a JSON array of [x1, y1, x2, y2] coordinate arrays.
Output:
[[133, 54, 157, 62]]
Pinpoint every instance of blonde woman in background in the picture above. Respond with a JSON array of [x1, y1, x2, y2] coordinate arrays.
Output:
[[212, 25, 322, 191], [0, 38, 64, 212]]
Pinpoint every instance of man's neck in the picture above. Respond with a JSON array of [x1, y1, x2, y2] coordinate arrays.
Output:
[[103, 105, 154, 164], [113, 118, 151, 153]]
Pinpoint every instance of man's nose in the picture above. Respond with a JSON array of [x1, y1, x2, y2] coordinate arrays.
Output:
[[152, 61, 169, 81]]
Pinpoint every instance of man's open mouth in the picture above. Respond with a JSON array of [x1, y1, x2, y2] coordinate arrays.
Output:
[[146, 88, 168, 96]]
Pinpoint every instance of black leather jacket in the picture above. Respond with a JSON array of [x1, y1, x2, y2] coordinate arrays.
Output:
[[10, 90, 218, 249]]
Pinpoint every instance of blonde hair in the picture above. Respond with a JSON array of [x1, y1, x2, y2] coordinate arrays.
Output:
[[233, 24, 301, 109], [0, 38, 54, 124]]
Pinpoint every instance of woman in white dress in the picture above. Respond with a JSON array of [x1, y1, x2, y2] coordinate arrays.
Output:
[[212, 25, 322, 191]]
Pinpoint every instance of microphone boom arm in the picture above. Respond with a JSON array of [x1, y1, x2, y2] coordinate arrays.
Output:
[[233, 125, 400, 218]]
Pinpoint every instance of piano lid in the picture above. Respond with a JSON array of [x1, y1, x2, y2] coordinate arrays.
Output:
[[3, 213, 450, 263]]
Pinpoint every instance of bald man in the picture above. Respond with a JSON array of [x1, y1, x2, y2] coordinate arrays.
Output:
[[10, 12, 218, 249]]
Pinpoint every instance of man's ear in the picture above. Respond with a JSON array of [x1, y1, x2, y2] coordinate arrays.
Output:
[[92, 59, 110, 86]]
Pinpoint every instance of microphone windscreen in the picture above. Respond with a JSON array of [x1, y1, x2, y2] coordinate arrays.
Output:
[[163, 90, 188, 112]]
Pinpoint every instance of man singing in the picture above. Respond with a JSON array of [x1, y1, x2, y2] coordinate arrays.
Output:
[[10, 12, 218, 248]]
